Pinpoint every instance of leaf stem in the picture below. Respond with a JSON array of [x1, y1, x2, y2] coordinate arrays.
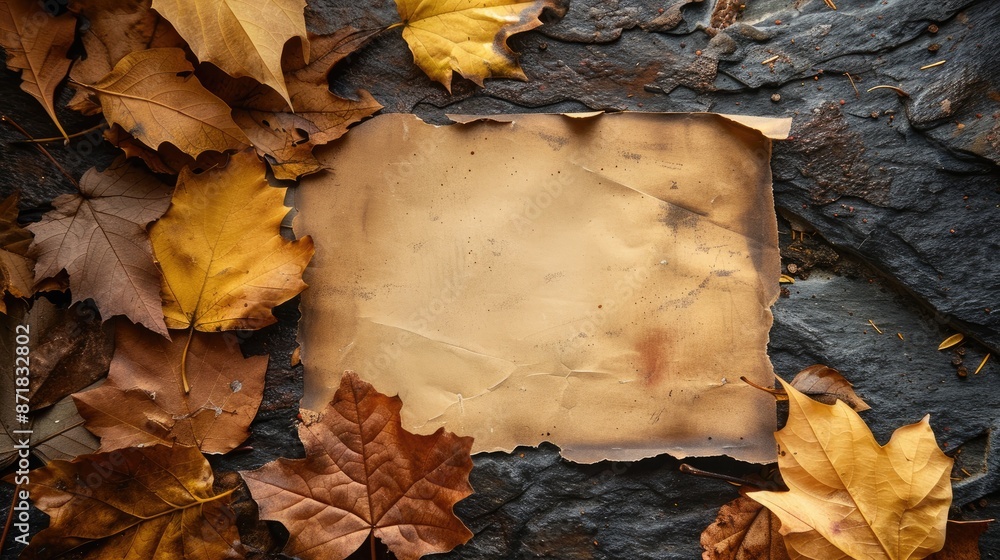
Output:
[[679, 463, 757, 487], [369, 531, 376, 560], [181, 327, 195, 394], [1, 115, 80, 191], [0, 484, 21, 555], [739, 376, 788, 400], [386, 21, 404, 30], [11, 122, 107, 144]]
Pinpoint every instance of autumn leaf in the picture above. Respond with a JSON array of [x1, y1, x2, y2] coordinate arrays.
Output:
[[928, 520, 992, 560], [701, 493, 790, 560], [202, 29, 382, 180], [1, 302, 99, 470], [0, 192, 34, 313], [103, 124, 229, 175], [151, 0, 308, 107], [74, 321, 266, 454], [79, 47, 250, 157], [20, 444, 243, 559], [747, 379, 953, 560], [67, 0, 186, 115], [393, 0, 558, 91], [0, 0, 75, 140], [27, 159, 172, 336], [26, 300, 114, 410], [151, 149, 314, 333], [790, 364, 871, 411], [242, 371, 474, 560]]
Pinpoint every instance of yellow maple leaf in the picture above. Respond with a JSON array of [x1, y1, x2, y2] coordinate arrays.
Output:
[[747, 379, 953, 560], [152, 0, 308, 107], [151, 149, 314, 336], [393, 0, 558, 91]]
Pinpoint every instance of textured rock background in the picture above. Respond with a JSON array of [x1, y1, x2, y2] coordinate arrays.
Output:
[[1, 0, 998, 558]]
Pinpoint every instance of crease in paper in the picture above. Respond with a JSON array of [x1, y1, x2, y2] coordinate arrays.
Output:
[[294, 112, 786, 463]]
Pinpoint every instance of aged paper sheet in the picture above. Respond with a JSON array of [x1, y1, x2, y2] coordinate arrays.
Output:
[[295, 112, 787, 463]]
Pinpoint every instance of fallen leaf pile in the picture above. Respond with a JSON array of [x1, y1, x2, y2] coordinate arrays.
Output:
[[0, 0, 992, 558]]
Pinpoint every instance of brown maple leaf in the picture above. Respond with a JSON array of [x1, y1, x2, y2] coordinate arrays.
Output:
[[66, 0, 186, 115], [74, 321, 267, 454], [0, 192, 34, 313], [790, 364, 870, 411], [0, 0, 75, 140], [701, 493, 790, 560], [27, 159, 172, 335], [20, 444, 243, 559], [201, 28, 382, 180], [242, 371, 474, 560]]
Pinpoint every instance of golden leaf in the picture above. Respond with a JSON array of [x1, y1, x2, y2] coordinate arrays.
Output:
[[150, 149, 314, 333], [0, 0, 75, 140], [938, 333, 964, 350], [394, 0, 558, 91], [151, 0, 308, 107], [83, 47, 250, 157], [747, 379, 953, 560]]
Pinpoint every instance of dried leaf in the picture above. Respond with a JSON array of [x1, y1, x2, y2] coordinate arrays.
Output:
[[748, 379, 952, 560], [20, 444, 243, 559], [928, 520, 992, 560], [151, 0, 308, 107], [27, 159, 172, 335], [150, 149, 314, 332], [0, 0, 75, 139], [1, 302, 100, 470], [82, 47, 250, 157], [103, 124, 229, 175], [30, 384, 101, 464], [26, 300, 114, 410], [701, 493, 790, 560], [790, 364, 870, 412], [202, 29, 382, 180], [394, 0, 558, 91], [939, 333, 965, 350], [242, 371, 474, 560], [67, 0, 186, 115], [0, 192, 34, 312], [74, 321, 267, 454]]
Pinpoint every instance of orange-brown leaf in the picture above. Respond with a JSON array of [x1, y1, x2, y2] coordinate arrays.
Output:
[[201, 29, 382, 180], [790, 364, 870, 411], [84, 47, 250, 157], [21, 444, 243, 559], [74, 321, 267, 454], [0, 0, 75, 139], [27, 159, 172, 335], [67, 0, 186, 115], [0, 192, 34, 312], [928, 520, 992, 560], [702, 493, 790, 560], [242, 371, 474, 560]]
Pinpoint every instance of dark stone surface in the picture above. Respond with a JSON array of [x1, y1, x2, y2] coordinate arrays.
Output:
[[2, 0, 999, 557]]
